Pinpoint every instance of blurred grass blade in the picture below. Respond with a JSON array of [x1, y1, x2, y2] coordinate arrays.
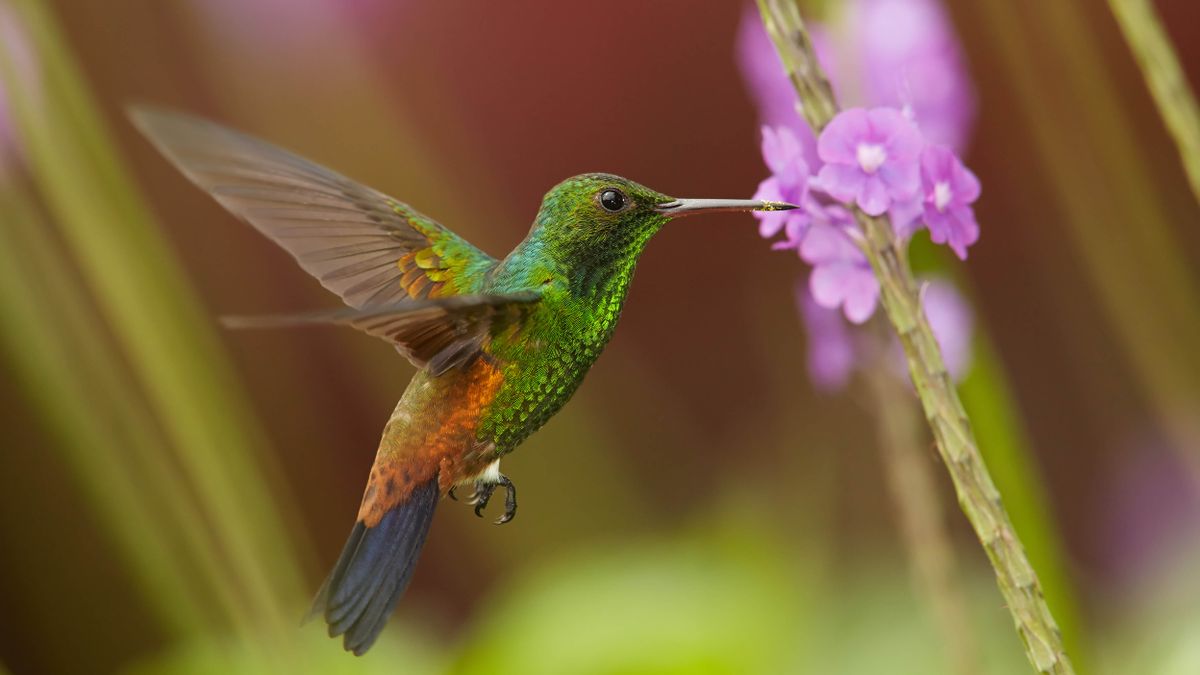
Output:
[[0, 185, 214, 636], [1, 0, 311, 637], [1107, 0, 1200, 207], [970, 0, 1200, 476]]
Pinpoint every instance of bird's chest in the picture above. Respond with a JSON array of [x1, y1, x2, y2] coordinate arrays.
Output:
[[478, 291, 626, 452]]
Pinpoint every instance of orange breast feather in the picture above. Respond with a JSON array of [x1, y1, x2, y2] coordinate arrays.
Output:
[[357, 357, 505, 526]]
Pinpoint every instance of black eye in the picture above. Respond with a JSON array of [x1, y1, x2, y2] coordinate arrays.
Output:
[[599, 188, 626, 212]]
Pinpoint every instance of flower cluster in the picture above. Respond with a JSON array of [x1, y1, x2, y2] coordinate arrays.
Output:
[[739, 0, 980, 389], [752, 107, 980, 322]]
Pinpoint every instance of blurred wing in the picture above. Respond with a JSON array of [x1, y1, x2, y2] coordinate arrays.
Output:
[[130, 106, 495, 308], [223, 293, 540, 375]]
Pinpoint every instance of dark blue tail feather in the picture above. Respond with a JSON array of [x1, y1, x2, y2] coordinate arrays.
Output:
[[307, 477, 439, 655]]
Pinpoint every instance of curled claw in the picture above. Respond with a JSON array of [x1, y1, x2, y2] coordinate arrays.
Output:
[[471, 483, 494, 517], [461, 474, 517, 523], [448, 485, 459, 501], [493, 475, 516, 525]]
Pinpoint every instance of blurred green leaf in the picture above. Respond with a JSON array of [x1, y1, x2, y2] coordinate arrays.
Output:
[[0, 0, 310, 639], [452, 523, 807, 675]]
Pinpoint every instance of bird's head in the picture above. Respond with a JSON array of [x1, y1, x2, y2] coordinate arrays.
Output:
[[525, 172, 795, 274]]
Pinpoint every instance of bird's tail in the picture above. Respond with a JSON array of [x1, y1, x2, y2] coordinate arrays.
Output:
[[306, 476, 439, 655]]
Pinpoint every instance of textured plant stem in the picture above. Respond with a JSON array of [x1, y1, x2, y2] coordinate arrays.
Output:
[[1107, 0, 1200, 206], [864, 361, 979, 675], [754, 1, 1075, 673]]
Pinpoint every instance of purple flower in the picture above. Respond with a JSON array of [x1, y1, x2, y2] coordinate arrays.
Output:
[[816, 107, 924, 216], [188, 0, 401, 58], [1103, 432, 1200, 585], [736, 7, 820, 163], [888, 195, 925, 241], [920, 145, 981, 259], [737, 0, 976, 154], [753, 127, 811, 246], [797, 283, 856, 391], [800, 221, 879, 324], [842, 0, 976, 152]]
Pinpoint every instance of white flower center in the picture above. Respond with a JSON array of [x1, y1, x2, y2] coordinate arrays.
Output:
[[856, 143, 887, 174], [933, 181, 953, 212]]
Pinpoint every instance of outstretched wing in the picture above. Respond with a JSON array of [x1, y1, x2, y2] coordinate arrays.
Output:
[[130, 107, 495, 307], [223, 293, 539, 375]]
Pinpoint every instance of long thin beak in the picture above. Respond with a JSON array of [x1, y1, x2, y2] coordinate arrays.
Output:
[[654, 198, 799, 218]]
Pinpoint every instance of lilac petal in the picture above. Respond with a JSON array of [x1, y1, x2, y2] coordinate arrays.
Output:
[[879, 160, 921, 201], [921, 144, 954, 183], [736, 8, 810, 139], [883, 114, 926, 162], [809, 261, 879, 324], [865, 107, 905, 142], [816, 163, 866, 204], [857, 176, 891, 215], [753, 176, 784, 204], [798, 285, 857, 392], [952, 161, 982, 203], [809, 263, 855, 310], [923, 199, 979, 260], [758, 211, 788, 239], [947, 206, 980, 259], [853, 0, 977, 152], [818, 108, 871, 164], [798, 222, 861, 264], [923, 206, 952, 246], [762, 127, 792, 175], [782, 213, 810, 247], [842, 267, 881, 324], [890, 197, 924, 239]]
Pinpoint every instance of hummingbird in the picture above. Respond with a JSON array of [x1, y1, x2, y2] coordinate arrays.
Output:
[[130, 108, 796, 655]]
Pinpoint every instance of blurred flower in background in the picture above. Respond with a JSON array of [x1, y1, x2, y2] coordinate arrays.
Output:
[[834, 0, 976, 152], [737, 0, 975, 154], [0, 2, 35, 178], [801, 277, 973, 391], [915, 280, 973, 380], [189, 0, 394, 56], [1104, 432, 1200, 586]]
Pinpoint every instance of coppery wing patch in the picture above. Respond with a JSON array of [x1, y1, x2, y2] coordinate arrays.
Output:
[[130, 107, 496, 308]]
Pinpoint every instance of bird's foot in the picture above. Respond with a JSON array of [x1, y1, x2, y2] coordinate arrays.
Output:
[[468, 474, 517, 525]]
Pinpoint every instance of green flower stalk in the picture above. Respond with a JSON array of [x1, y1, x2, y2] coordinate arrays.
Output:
[[754, 1, 1076, 673], [1107, 0, 1200, 207]]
